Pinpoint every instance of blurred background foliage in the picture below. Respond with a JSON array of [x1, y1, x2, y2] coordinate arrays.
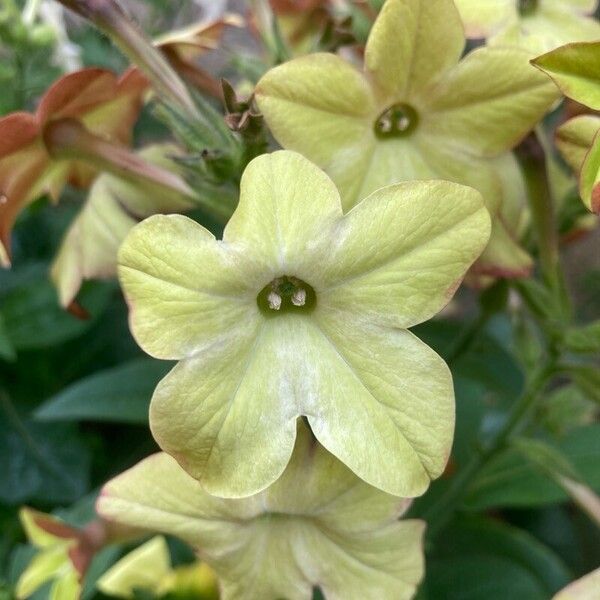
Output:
[[0, 1, 599, 599]]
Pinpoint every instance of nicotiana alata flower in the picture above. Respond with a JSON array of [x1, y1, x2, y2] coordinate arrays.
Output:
[[0, 67, 147, 267], [98, 423, 426, 600], [454, 0, 600, 54], [51, 144, 193, 308], [255, 0, 557, 277], [97, 536, 219, 599], [118, 150, 490, 498], [534, 42, 600, 213], [16, 508, 105, 600]]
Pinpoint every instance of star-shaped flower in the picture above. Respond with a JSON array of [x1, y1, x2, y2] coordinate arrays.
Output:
[[97, 536, 219, 599], [534, 42, 600, 213], [16, 508, 101, 600], [118, 150, 490, 498], [255, 0, 556, 277], [97, 422, 426, 600], [0, 67, 147, 267], [454, 0, 600, 54], [51, 143, 193, 308]]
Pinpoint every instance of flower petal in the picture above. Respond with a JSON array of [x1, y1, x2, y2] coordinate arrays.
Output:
[[423, 46, 558, 156], [0, 113, 47, 266], [148, 318, 294, 498], [52, 144, 192, 307], [364, 0, 464, 102], [319, 180, 490, 329], [16, 547, 71, 599], [453, 0, 514, 38], [98, 426, 425, 600], [532, 42, 600, 110], [580, 131, 600, 213], [255, 54, 375, 172], [223, 151, 343, 281], [556, 115, 600, 172], [472, 218, 533, 278], [118, 214, 261, 360], [49, 572, 80, 600], [307, 317, 454, 496], [97, 537, 171, 598]]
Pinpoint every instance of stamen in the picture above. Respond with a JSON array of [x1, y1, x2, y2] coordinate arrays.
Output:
[[268, 291, 282, 310], [291, 288, 307, 307], [374, 103, 419, 139], [517, 0, 538, 16]]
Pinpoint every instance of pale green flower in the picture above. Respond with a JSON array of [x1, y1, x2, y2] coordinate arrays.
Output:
[[97, 423, 426, 600], [455, 0, 600, 53], [97, 536, 219, 599], [118, 150, 490, 498], [255, 0, 557, 276], [51, 143, 193, 308], [534, 42, 600, 213], [557, 115, 600, 174], [16, 509, 85, 600]]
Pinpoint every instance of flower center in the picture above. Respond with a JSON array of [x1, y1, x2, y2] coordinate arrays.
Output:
[[517, 0, 538, 16], [374, 103, 419, 139], [257, 276, 316, 315]]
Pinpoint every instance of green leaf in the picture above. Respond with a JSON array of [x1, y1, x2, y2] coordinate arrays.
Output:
[[0, 395, 91, 504], [1, 279, 113, 350], [563, 321, 600, 353], [0, 312, 16, 362], [532, 41, 600, 110], [35, 358, 172, 424], [570, 365, 600, 404], [465, 424, 600, 509], [426, 516, 571, 599]]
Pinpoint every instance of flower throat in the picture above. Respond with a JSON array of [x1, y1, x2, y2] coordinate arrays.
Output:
[[374, 103, 419, 139], [518, 0, 538, 15], [257, 276, 317, 315]]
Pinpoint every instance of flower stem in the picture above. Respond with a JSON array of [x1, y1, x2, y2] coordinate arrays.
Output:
[[423, 363, 554, 539], [43, 118, 194, 196], [56, 0, 199, 120]]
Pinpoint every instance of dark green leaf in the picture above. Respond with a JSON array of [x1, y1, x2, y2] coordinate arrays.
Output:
[[465, 425, 600, 509], [1, 279, 113, 350], [425, 516, 571, 599], [0, 313, 16, 362], [0, 395, 90, 504], [36, 358, 172, 424]]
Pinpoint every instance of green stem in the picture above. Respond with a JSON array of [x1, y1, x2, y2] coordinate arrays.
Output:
[[423, 363, 554, 539], [517, 134, 558, 287]]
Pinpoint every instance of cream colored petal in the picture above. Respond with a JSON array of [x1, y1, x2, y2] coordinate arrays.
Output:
[[423, 46, 558, 157], [364, 0, 464, 102], [320, 180, 490, 328], [118, 214, 261, 360]]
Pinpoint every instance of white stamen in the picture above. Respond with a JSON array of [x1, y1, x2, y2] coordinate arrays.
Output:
[[268, 291, 282, 310], [397, 116, 410, 131], [291, 288, 306, 307]]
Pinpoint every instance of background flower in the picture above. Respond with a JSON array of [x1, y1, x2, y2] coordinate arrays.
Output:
[[454, 0, 600, 54], [98, 422, 426, 600], [255, 0, 557, 277]]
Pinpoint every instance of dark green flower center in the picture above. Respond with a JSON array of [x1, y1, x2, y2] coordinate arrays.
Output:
[[374, 103, 419, 139], [518, 0, 538, 16], [257, 276, 316, 316]]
